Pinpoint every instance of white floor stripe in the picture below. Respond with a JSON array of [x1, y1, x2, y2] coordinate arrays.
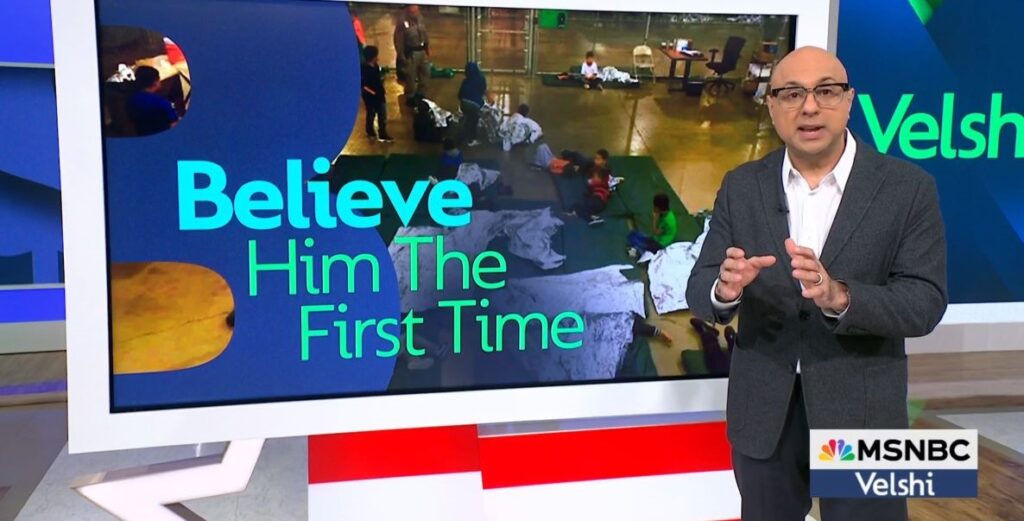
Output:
[[482, 470, 740, 521], [309, 472, 484, 521]]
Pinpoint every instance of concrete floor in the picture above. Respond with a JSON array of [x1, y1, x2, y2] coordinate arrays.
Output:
[[353, 4, 783, 213], [343, 71, 778, 214]]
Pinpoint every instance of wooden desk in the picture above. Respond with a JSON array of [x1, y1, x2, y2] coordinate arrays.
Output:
[[660, 48, 708, 92]]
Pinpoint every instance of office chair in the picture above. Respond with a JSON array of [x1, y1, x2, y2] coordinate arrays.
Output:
[[704, 36, 746, 97], [632, 44, 655, 83]]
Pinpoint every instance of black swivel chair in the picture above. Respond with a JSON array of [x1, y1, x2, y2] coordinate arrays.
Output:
[[705, 36, 746, 96]]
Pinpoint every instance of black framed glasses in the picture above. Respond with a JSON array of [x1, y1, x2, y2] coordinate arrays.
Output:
[[769, 83, 851, 109]]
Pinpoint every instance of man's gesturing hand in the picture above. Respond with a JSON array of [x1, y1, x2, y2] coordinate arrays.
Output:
[[785, 238, 850, 314], [714, 247, 777, 303]]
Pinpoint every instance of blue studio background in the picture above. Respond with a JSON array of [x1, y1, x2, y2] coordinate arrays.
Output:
[[0, 0, 62, 290], [838, 0, 1024, 304]]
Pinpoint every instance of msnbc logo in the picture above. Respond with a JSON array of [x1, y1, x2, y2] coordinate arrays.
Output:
[[810, 430, 978, 499], [819, 439, 856, 462]]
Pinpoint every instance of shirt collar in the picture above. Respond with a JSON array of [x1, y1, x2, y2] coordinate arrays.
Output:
[[782, 129, 857, 192]]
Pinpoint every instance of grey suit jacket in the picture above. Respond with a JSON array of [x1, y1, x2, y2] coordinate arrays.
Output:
[[686, 138, 948, 459]]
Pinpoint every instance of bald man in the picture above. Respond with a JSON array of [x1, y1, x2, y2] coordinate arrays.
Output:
[[686, 47, 947, 520]]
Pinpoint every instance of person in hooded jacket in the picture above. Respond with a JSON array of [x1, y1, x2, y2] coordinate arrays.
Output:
[[458, 62, 487, 146]]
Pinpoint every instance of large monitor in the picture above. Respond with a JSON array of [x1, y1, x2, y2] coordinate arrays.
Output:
[[54, 0, 830, 452]]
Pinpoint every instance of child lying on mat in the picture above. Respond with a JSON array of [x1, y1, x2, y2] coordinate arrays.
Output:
[[567, 149, 612, 225], [627, 192, 678, 259], [633, 315, 673, 345], [430, 139, 511, 203], [554, 148, 597, 177]]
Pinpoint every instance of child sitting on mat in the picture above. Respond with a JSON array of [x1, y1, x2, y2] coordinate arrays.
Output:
[[581, 51, 603, 90], [627, 193, 678, 258], [568, 149, 612, 225], [500, 104, 543, 151]]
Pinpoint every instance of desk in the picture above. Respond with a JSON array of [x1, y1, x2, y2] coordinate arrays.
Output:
[[660, 48, 708, 92]]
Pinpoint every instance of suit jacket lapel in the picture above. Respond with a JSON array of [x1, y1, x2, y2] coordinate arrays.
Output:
[[756, 150, 792, 267], [819, 140, 886, 268]]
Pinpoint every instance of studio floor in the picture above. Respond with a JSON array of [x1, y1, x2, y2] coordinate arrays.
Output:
[[2, 350, 1024, 520]]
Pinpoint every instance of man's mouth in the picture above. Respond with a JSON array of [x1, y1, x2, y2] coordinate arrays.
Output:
[[797, 124, 825, 137]]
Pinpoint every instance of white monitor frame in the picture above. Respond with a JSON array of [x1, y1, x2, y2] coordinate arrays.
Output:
[[55, 0, 833, 453]]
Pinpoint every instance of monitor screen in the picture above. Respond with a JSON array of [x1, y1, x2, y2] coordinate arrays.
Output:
[[54, 0, 828, 452]]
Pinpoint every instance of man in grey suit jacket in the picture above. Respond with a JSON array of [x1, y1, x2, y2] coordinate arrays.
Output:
[[686, 47, 947, 520]]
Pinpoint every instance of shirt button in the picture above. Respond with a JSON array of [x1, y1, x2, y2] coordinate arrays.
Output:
[[799, 310, 811, 321]]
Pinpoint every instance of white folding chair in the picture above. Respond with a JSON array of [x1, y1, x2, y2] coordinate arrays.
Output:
[[633, 44, 656, 83]]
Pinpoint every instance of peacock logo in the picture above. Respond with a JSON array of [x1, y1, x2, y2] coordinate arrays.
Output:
[[819, 439, 857, 462]]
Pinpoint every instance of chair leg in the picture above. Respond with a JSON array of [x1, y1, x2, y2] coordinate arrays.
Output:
[[705, 74, 739, 97]]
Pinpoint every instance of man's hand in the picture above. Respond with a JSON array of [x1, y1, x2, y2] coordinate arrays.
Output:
[[715, 247, 777, 302], [786, 238, 850, 314]]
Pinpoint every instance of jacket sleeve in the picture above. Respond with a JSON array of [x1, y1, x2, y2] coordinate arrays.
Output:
[[686, 171, 738, 324], [528, 119, 542, 142], [825, 174, 949, 338]]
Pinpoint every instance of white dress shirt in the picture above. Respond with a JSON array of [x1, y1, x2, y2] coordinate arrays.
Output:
[[711, 129, 857, 373]]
